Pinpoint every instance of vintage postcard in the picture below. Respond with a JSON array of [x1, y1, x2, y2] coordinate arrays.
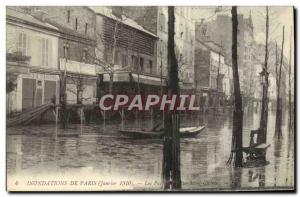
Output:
[[6, 6, 294, 191]]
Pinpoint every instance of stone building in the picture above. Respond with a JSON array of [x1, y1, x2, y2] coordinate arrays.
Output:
[[90, 7, 161, 95], [194, 39, 231, 108], [6, 7, 60, 114], [195, 13, 255, 95], [25, 6, 101, 105], [110, 6, 195, 91]]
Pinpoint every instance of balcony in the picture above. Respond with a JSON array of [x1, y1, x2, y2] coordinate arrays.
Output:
[[6, 52, 30, 75], [59, 58, 104, 76], [103, 70, 167, 86]]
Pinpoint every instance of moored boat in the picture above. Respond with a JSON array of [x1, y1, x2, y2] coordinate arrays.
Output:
[[119, 126, 206, 139]]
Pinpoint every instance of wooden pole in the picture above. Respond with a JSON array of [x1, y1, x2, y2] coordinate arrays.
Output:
[[162, 6, 181, 189], [231, 6, 243, 167]]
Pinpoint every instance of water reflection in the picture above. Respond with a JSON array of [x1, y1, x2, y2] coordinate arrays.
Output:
[[6, 110, 294, 190]]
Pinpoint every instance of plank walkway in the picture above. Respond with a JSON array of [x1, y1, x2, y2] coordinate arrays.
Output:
[[7, 103, 54, 127]]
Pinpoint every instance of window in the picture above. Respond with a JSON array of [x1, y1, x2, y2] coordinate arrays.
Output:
[[63, 44, 69, 59], [82, 48, 87, 62], [104, 50, 110, 62], [139, 58, 144, 73], [41, 38, 49, 66], [122, 54, 127, 67], [85, 23, 88, 35], [149, 60, 153, 74], [159, 42, 164, 56], [67, 10, 70, 23], [201, 26, 207, 36], [114, 51, 120, 65], [18, 32, 27, 56], [75, 18, 78, 30], [160, 13, 166, 31], [131, 55, 138, 70], [37, 80, 42, 88]]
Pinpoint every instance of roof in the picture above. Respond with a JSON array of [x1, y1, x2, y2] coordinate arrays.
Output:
[[7, 7, 96, 46], [6, 8, 59, 31], [89, 6, 157, 38], [43, 18, 96, 45], [197, 39, 224, 55]]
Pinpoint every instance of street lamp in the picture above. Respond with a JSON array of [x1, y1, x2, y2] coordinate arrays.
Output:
[[259, 68, 269, 86]]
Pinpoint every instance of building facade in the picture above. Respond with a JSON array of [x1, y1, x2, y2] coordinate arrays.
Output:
[[111, 6, 195, 90], [90, 7, 161, 95], [26, 6, 100, 105], [195, 13, 255, 95], [6, 7, 60, 114], [194, 40, 231, 108]]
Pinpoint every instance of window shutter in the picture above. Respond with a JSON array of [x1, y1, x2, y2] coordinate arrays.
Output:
[[38, 38, 43, 66], [26, 34, 31, 59]]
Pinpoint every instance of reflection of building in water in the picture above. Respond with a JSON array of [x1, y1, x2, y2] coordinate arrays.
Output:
[[180, 141, 208, 187], [182, 150, 193, 181], [230, 168, 242, 189], [243, 108, 254, 129], [15, 137, 23, 173]]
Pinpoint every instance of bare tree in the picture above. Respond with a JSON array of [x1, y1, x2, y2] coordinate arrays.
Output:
[[94, 12, 129, 94], [228, 6, 243, 167], [288, 26, 293, 132], [275, 26, 285, 139], [258, 6, 269, 146]]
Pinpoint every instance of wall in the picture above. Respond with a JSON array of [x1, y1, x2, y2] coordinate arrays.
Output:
[[95, 13, 157, 75], [6, 21, 60, 112], [116, 6, 195, 84], [7, 24, 58, 69], [28, 6, 96, 40], [157, 7, 195, 83], [194, 44, 210, 89], [195, 14, 246, 69]]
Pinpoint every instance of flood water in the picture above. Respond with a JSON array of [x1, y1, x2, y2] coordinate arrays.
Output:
[[6, 109, 294, 191]]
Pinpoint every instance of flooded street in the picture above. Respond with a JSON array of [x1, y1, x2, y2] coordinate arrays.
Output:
[[6, 110, 294, 191]]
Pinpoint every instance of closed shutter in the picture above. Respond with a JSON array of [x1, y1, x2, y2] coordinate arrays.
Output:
[[22, 78, 36, 110], [26, 34, 31, 59], [44, 80, 56, 104], [48, 39, 52, 68]]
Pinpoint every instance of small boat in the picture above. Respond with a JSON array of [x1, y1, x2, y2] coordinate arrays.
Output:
[[119, 129, 164, 139], [119, 126, 206, 139], [57, 133, 80, 137], [180, 126, 206, 138]]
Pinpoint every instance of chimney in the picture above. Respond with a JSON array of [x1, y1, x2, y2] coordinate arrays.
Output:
[[112, 7, 123, 19], [32, 9, 47, 22]]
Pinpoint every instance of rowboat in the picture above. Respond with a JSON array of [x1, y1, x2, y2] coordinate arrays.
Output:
[[180, 126, 206, 137], [119, 126, 206, 139], [118, 129, 164, 139]]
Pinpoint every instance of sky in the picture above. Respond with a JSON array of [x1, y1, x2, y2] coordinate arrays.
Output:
[[191, 6, 294, 68]]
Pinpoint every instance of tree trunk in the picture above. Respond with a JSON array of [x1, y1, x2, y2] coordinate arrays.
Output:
[[59, 71, 67, 129], [288, 26, 292, 132], [231, 6, 243, 167], [275, 26, 285, 139], [109, 73, 114, 94], [162, 6, 181, 190], [108, 20, 119, 94], [258, 7, 269, 145], [216, 52, 221, 110]]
